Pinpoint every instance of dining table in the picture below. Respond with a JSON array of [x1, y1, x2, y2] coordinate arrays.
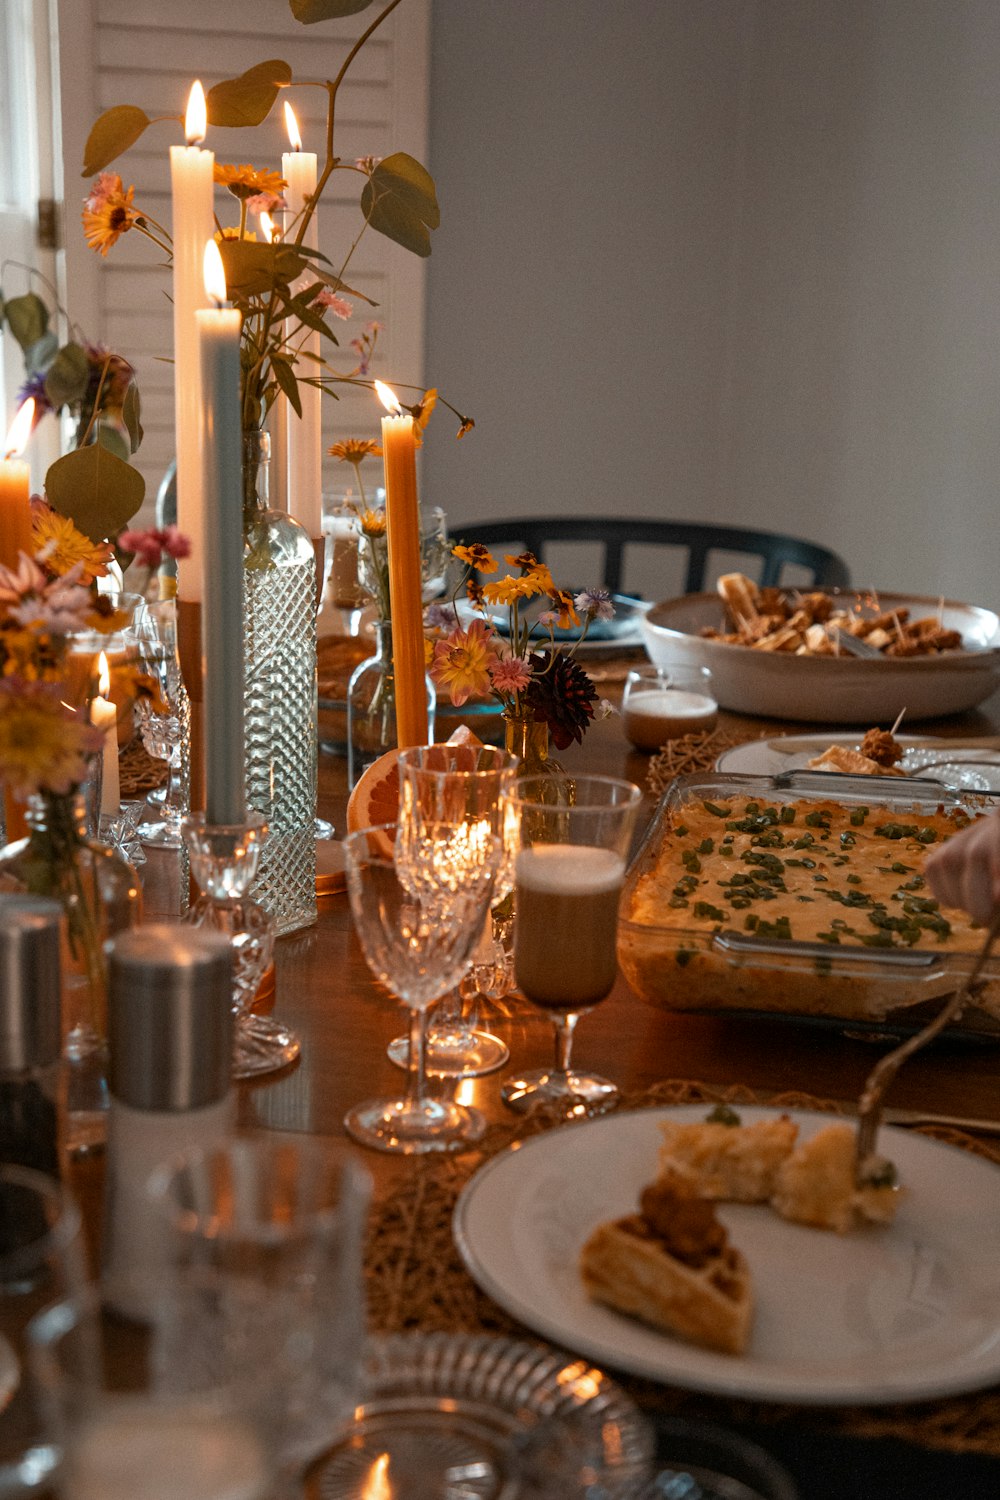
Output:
[[70, 656, 1000, 1500]]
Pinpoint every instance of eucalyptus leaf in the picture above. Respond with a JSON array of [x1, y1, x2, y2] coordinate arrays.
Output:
[[361, 153, 439, 258], [290, 0, 375, 22], [122, 382, 143, 454], [270, 355, 302, 417], [44, 343, 91, 408], [207, 60, 292, 128], [218, 238, 307, 299], [45, 444, 145, 541], [82, 105, 151, 176], [95, 422, 131, 464], [25, 331, 60, 375], [4, 293, 49, 352]]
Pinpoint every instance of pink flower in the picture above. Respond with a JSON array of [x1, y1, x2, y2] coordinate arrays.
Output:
[[118, 526, 192, 568], [0, 553, 90, 632], [83, 171, 123, 212], [247, 191, 287, 215], [489, 656, 532, 694], [311, 289, 353, 320], [355, 156, 382, 173]]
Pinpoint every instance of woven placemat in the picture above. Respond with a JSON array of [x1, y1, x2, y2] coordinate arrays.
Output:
[[365, 1078, 1000, 1455], [118, 736, 167, 799], [646, 729, 761, 797]]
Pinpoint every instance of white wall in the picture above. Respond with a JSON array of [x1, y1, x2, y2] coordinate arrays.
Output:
[[422, 0, 1000, 610]]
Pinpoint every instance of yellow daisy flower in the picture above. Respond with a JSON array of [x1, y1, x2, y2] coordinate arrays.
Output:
[[358, 509, 387, 537], [410, 387, 437, 448], [215, 227, 258, 243], [329, 439, 382, 465], [453, 543, 496, 574], [82, 177, 137, 256], [483, 573, 546, 606], [32, 511, 112, 584], [547, 587, 580, 630], [213, 164, 287, 201]]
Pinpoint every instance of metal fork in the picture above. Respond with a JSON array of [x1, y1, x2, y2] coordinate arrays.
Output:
[[855, 909, 1000, 1186], [827, 624, 884, 660]]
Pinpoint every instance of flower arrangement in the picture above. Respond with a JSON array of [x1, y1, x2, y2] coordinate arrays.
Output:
[[0, 272, 145, 552], [0, 508, 167, 800], [427, 545, 614, 750], [82, 0, 474, 449]]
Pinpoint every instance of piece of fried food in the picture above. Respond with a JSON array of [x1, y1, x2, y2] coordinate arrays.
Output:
[[805, 745, 906, 777], [580, 1167, 753, 1355], [657, 1112, 798, 1202], [770, 1122, 903, 1233]]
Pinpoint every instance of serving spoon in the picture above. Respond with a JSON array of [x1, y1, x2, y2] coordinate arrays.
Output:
[[855, 908, 1000, 1187]]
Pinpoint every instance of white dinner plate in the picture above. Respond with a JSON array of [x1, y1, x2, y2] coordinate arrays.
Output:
[[453, 1106, 1000, 1406], [715, 733, 1000, 791], [455, 595, 650, 654]]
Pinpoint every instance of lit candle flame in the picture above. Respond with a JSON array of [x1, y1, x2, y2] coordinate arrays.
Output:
[[362, 1453, 391, 1500], [284, 100, 302, 152], [374, 379, 402, 416], [203, 239, 228, 306], [97, 652, 111, 699], [259, 210, 276, 243], [3, 399, 34, 460], [185, 81, 207, 146]]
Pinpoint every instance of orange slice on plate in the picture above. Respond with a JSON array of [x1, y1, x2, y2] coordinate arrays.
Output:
[[344, 727, 486, 853]]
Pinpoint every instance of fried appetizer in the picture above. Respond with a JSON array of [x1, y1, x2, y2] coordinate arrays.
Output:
[[657, 1108, 798, 1202], [579, 1167, 753, 1355], [770, 1122, 902, 1234]]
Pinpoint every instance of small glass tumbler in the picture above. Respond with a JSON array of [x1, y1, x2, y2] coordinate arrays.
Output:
[[0, 1166, 87, 1497], [621, 663, 717, 752]]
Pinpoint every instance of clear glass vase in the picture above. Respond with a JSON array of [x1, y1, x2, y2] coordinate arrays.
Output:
[[0, 790, 141, 1154], [243, 430, 317, 936], [346, 619, 436, 789]]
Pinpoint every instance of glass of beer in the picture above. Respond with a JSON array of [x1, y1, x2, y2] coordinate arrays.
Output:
[[621, 664, 717, 752], [501, 774, 642, 1115]]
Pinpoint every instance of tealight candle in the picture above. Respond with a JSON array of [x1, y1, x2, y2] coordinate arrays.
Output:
[[622, 665, 718, 751]]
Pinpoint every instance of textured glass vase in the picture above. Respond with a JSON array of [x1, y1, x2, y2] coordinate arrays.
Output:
[[347, 620, 436, 789], [243, 430, 317, 936], [0, 790, 141, 1154]]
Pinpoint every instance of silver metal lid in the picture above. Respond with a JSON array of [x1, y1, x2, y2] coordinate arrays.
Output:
[[0, 895, 62, 1072], [107, 925, 233, 1111]]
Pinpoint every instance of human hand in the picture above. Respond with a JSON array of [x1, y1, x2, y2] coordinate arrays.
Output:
[[925, 811, 1000, 925]]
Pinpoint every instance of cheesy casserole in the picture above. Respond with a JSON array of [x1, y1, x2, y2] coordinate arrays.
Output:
[[618, 774, 1000, 1027]]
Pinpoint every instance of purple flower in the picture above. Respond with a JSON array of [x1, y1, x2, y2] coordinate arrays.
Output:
[[574, 588, 615, 622], [16, 371, 52, 420], [424, 602, 460, 632]]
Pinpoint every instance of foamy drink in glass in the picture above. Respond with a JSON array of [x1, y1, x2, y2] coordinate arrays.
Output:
[[514, 845, 625, 1010]]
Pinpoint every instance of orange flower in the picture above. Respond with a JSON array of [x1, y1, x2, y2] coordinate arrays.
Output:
[[214, 163, 286, 201], [82, 174, 137, 255]]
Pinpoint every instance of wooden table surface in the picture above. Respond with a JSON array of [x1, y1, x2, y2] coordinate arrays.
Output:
[[238, 688, 1000, 1185]]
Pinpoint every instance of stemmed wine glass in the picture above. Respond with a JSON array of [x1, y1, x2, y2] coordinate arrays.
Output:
[[343, 820, 500, 1153], [386, 743, 519, 1078], [501, 774, 642, 1116], [134, 600, 189, 848]]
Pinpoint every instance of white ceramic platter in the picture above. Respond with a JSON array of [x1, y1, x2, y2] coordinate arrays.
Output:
[[454, 1105, 1000, 1406], [716, 733, 1000, 792], [640, 592, 1000, 723]]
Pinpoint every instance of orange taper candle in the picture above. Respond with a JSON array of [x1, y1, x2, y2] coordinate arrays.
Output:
[[0, 400, 35, 574], [376, 381, 428, 748]]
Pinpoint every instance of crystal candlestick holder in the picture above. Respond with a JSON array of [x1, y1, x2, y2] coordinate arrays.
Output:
[[181, 812, 300, 1078]]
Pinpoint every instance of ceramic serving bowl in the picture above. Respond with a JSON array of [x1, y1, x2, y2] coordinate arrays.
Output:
[[640, 590, 1000, 723]]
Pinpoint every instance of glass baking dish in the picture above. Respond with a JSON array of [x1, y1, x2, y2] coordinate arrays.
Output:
[[618, 770, 1000, 1038]]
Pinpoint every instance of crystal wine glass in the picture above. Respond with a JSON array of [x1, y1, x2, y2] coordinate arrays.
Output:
[[387, 743, 519, 1078], [343, 821, 499, 1153], [181, 812, 300, 1078], [501, 774, 642, 1116], [134, 600, 189, 848]]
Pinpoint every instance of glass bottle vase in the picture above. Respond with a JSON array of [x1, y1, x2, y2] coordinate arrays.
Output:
[[503, 707, 561, 775], [0, 791, 141, 1155], [346, 619, 436, 789], [243, 429, 317, 936]]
